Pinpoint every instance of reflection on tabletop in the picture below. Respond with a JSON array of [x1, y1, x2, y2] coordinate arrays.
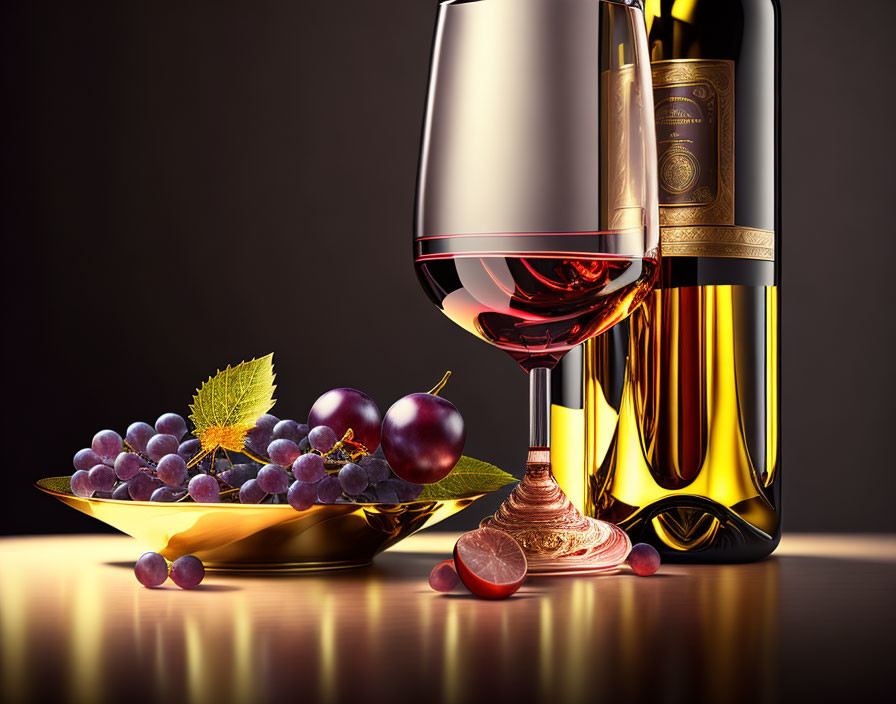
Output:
[[1, 533, 893, 704]]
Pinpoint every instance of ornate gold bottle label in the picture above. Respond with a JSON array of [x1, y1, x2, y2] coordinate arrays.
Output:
[[653, 59, 774, 261]]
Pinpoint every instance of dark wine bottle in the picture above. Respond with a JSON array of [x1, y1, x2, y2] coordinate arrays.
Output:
[[552, 0, 781, 562]]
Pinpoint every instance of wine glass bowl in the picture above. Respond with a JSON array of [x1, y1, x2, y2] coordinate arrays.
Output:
[[415, 0, 658, 574]]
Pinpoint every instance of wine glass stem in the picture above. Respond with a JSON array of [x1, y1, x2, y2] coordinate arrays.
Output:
[[528, 367, 551, 469]]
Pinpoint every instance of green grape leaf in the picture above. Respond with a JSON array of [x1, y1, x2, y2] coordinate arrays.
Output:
[[417, 456, 517, 500], [189, 354, 276, 453]]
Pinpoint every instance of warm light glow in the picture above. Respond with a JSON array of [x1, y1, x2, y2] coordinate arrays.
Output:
[[671, 0, 699, 24]]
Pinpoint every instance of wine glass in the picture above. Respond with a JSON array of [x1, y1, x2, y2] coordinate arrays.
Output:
[[414, 0, 657, 574]]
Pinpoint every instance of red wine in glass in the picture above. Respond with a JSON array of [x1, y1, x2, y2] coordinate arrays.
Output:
[[415, 232, 658, 371]]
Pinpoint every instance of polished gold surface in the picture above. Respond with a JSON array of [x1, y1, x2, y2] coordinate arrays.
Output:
[[0, 533, 893, 704], [35, 477, 484, 571]]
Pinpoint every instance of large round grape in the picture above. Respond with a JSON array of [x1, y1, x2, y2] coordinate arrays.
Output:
[[155, 413, 188, 441], [239, 478, 266, 504], [128, 471, 162, 501], [169, 555, 205, 589], [308, 388, 382, 452], [287, 480, 317, 511], [70, 470, 94, 497], [88, 464, 116, 492], [125, 422, 156, 454], [188, 474, 220, 503], [134, 552, 168, 588], [92, 430, 123, 460], [157, 454, 188, 487], [338, 463, 368, 496], [292, 453, 326, 483], [73, 448, 103, 472], [256, 464, 289, 494], [381, 393, 465, 484], [267, 439, 301, 467], [114, 452, 143, 480], [627, 543, 661, 576], [146, 434, 179, 463]]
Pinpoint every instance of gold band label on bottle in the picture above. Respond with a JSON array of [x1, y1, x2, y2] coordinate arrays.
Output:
[[661, 225, 775, 261], [652, 59, 772, 261]]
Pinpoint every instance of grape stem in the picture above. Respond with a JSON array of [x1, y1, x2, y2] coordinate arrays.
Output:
[[122, 440, 157, 468], [325, 428, 369, 461], [240, 447, 271, 465], [427, 371, 452, 396]]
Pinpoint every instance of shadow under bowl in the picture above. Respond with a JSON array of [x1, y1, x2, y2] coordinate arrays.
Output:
[[36, 476, 482, 572]]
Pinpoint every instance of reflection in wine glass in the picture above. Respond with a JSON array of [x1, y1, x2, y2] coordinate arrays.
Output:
[[414, 0, 658, 572]]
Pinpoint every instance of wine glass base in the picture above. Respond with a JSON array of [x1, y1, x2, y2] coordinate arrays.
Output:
[[480, 463, 631, 576]]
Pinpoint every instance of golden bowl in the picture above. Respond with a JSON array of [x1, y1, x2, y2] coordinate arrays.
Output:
[[36, 476, 482, 572]]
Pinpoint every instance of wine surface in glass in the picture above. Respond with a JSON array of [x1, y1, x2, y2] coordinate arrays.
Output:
[[415, 232, 658, 371]]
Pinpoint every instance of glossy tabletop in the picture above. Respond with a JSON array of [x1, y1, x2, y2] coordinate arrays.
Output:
[[1, 533, 893, 704]]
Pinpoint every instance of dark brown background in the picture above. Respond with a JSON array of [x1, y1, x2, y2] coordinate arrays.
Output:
[[1, 0, 893, 536]]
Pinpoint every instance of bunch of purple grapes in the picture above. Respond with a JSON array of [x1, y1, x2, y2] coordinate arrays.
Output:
[[71, 381, 465, 510], [239, 409, 424, 509], [70, 413, 219, 502]]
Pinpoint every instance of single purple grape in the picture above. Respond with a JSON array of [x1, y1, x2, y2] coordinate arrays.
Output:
[[71, 470, 94, 497], [129, 471, 162, 501], [292, 453, 326, 483], [111, 482, 131, 500], [287, 480, 317, 511], [244, 425, 272, 457], [389, 478, 424, 502], [146, 434, 179, 462], [73, 448, 103, 472], [155, 413, 188, 441], [309, 388, 382, 452], [157, 454, 188, 487], [151, 486, 186, 502], [219, 464, 257, 489], [125, 421, 156, 453], [308, 426, 338, 453], [369, 483, 399, 504], [170, 555, 205, 589], [255, 414, 280, 432], [316, 475, 342, 504], [114, 452, 143, 480], [627, 543, 661, 576], [429, 560, 461, 592], [134, 552, 169, 588], [92, 429, 123, 460], [239, 478, 266, 504], [88, 464, 116, 492], [256, 464, 289, 494], [272, 419, 307, 444], [298, 436, 311, 453], [358, 456, 391, 485], [188, 474, 220, 503], [177, 438, 202, 464], [267, 439, 301, 467], [381, 393, 465, 484], [338, 463, 368, 496]]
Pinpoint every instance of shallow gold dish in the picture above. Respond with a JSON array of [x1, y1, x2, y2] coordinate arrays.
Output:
[[37, 476, 482, 572]]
